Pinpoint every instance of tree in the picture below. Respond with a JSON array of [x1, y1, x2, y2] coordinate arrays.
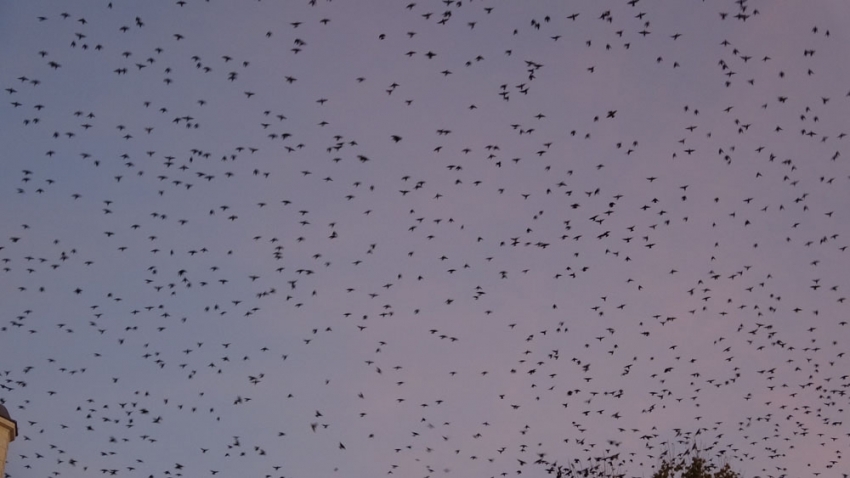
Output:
[[651, 455, 741, 478], [538, 445, 742, 478]]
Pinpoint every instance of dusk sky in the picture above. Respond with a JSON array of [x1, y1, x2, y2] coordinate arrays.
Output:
[[1, 1, 849, 478]]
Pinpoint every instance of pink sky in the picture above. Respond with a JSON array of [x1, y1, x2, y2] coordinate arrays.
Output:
[[1, 1, 848, 477]]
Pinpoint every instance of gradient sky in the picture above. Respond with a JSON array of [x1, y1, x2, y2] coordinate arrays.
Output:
[[1, 1, 849, 478]]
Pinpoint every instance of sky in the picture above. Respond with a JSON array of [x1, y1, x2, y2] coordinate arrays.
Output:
[[1, 1, 849, 477]]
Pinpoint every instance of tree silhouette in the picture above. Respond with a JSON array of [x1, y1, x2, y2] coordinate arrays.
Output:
[[651, 455, 741, 478], [537, 443, 742, 478]]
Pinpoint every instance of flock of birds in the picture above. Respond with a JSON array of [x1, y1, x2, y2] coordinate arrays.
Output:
[[1, 1, 849, 477]]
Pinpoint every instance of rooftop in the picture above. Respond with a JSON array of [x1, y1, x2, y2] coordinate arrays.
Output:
[[0, 404, 17, 436]]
